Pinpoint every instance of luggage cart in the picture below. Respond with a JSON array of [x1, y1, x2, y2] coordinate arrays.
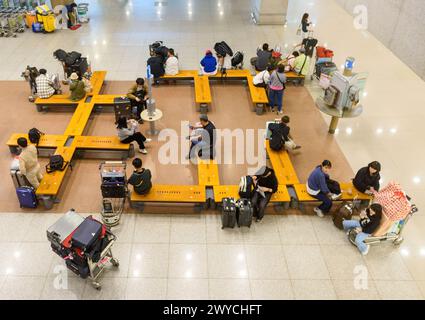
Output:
[[311, 46, 337, 81], [348, 201, 418, 247], [99, 161, 128, 228], [47, 209, 119, 290]]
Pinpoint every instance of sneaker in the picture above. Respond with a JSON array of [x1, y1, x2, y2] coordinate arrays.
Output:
[[256, 218, 263, 223], [331, 193, 342, 200], [277, 111, 283, 115], [139, 149, 148, 154], [361, 245, 370, 256], [293, 145, 302, 150], [314, 207, 325, 218], [145, 138, 152, 143]]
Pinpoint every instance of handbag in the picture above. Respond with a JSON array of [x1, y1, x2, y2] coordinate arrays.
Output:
[[373, 182, 411, 221]]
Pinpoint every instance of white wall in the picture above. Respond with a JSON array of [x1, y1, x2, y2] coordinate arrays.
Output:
[[335, 0, 425, 80]]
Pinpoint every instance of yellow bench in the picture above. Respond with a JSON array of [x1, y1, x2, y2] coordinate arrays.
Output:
[[194, 75, 212, 106], [213, 185, 291, 203], [265, 140, 299, 185], [75, 136, 130, 150], [7, 134, 67, 148], [64, 102, 95, 136], [91, 94, 123, 105], [209, 69, 251, 79], [162, 70, 198, 79], [89, 71, 107, 96], [285, 71, 305, 85], [293, 183, 373, 202], [130, 185, 206, 203], [247, 76, 269, 104], [198, 159, 220, 186]]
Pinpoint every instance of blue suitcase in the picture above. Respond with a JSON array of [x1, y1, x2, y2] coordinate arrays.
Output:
[[71, 216, 103, 251], [16, 186, 37, 208]]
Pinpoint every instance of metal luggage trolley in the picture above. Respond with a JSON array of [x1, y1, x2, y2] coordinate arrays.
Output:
[[47, 209, 119, 291], [100, 161, 128, 228], [349, 200, 419, 247]]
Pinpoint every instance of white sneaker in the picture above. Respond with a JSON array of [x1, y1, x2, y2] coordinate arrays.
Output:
[[139, 149, 148, 154], [277, 111, 283, 115], [314, 207, 325, 218], [331, 193, 342, 200], [145, 138, 152, 143], [361, 245, 370, 256]]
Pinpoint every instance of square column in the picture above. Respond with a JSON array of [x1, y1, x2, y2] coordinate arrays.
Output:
[[251, 0, 289, 25]]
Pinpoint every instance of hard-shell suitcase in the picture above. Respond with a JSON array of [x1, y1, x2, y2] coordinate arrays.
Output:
[[221, 197, 237, 229], [239, 176, 254, 199], [324, 85, 339, 106], [236, 199, 253, 228], [25, 13, 37, 28], [41, 14, 55, 33], [11, 169, 29, 189], [71, 216, 103, 251], [333, 202, 354, 230], [16, 186, 37, 208], [316, 61, 337, 78], [113, 97, 132, 121]]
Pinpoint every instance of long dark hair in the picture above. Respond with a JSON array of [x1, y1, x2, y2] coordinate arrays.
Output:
[[302, 13, 309, 23], [116, 116, 128, 129]]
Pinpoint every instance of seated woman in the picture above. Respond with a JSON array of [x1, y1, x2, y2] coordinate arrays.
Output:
[[251, 167, 278, 222], [116, 116, 151, 154], [128, 158, 152, 195], [353, 161, 381, 195], [307, 160, 334, 218], [281, 51, 300, 72], [69, 72, 86, 101], [200, 50, 218, 75], [343, 203, 383, 256], [127, 78, 149, 123]]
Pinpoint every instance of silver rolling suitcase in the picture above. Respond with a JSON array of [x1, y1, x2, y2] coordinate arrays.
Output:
[[47, 209, 85, 250], [10, 159, 29, 188]]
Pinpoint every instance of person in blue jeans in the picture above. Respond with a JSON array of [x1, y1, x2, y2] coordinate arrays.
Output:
[[343, 203, 383, 255], [268, 64, 286, 115], [307, 160, 334, 217]]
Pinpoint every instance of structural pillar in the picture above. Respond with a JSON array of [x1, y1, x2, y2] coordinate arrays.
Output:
[[251, 0, 288, 25]]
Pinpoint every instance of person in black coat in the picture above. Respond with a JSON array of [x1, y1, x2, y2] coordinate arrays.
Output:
[[353, 161, 381, 194], [251, 167, 278, 222], [147, 53, 165, 85]]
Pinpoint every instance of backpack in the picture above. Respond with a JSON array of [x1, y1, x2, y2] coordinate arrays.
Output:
[[214, 41, 233, 57], [28, 128, 44, 146], [326, 178, 342, 195], [64, 51, 82, 66], [53, 49, 68, 62], [46, 155, 69, 173], [239, 176, 254, 199], [231, 51, 244, 67], [268, 123, 284, 151]]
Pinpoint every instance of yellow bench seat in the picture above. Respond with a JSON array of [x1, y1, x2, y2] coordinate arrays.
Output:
[[89, 71, 107, 96], [194, 75, 212, 104], [198, 159, 220, 186], [247, 76, 269, 104], [130, 185, 206, 203], [209, 69, 251, 79], [7, 134, 67, 148], [162, 70, 198, 79], [285, 71, 305, 79], [64, 102, 95, 136], [265, 140, 299, 185], [213, 185, 291, 203], [75, 136, 130, 150], [35, 95, 80, 105], [293, 183, 373, 202]]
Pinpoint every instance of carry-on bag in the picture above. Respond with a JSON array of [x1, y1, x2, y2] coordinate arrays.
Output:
[[239, 176, 254, 199], [214, 41, 233, 57], [324, 85, 339, 106], [221, 197, 237, 229], [231, 51, 244, 68], [373, 182, 412, 221], [46, 155, 69, 173], [71, 216, 104, 252], [16, 186, 37, 208], [332, 202, 354, 230], [101, 180, 127, 198], [316, 46, 334, 58], [113, 97, 133, 121], [236, 199, 253, 228], [315, 61, 337, 78]]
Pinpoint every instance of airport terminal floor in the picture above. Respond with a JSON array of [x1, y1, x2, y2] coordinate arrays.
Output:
[[0, 0, 425, 300]]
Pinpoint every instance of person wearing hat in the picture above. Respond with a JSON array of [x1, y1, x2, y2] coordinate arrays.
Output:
[[293, 48, 310, 76], [187, 114, 216, 160], [353, 161, 382, 195], [17, 137, 43, 189], [200, 50, 218, 75], [69, 72, 86, 101]]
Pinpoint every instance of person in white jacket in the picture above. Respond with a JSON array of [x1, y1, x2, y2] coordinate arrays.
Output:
[[17, 137, 43, 189], [165, 48, 179, 76]]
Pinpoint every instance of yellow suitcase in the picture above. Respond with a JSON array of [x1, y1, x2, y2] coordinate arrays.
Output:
[[42, 14, 56, 33]]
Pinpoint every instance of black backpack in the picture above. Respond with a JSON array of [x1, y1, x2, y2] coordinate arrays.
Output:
[[269, 123, 285, 151], [46, 155, 69, 173], [65, 51, 82, 66], [231, 51, 244, 67], [239, 176, 254, 199], [28, 128, 44, 146], [53, 49, 68, 62], [214, 41, 233, 57]]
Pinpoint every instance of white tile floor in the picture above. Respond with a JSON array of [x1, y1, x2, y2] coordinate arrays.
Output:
[[1, 0, 425, 299]]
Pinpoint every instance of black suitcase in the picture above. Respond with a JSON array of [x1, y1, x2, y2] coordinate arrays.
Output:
[[113, 97, 133, 121], [66, 258, 90, 279], [231, 51, 244, 67], [71, 216, 103, 251], [236, 199, 253, 228], [315, 61, 337, 78], [221, 197, 237, 229]]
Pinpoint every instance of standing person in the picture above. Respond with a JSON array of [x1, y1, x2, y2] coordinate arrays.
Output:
[[35, 68, 56, 99], [116, 116, 151, 154], [147, 52, 165, 85], [301, 13, 312, 38], [127, 78, 149, 123], [252, 43, 273, 72], [200, 50, 218, 75], [165, 48, 179, 76], [187, 114, 216, 160], [343, 204, 383, 255], [293, 48, 310, 76], [307, 160, 334, 217], [268, 64, 286, 115], [128, 158, 152, 195], [17, 137, 43, 189], [353, 161, 381, 195], [253, 65, 273, 88], [69, 72, 86, 101], [251, 167, 278, 222]]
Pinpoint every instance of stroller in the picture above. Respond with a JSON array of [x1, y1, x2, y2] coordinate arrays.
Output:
[[99, 161, 128, 228], [21, 65, 62, 102]]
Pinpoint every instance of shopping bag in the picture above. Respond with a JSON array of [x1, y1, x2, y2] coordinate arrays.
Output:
[[373, 182, 411, 221]]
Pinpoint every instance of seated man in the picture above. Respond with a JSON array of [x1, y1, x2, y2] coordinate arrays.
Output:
[[293, 48, 310, 76], [277, 116, 302, 151], [307, 160, 335, 218], [187, 114, 216, 160], [127, 78, 149, 123], [200, 50, 218, 76], [147, 52, 165, 85], [353, 161, 381, 195], [69, 72, 86, 101], [165, 48, 179, 76], [251, 43, 273, 72], [343, 203, 383, 255], [253, 65, 273, 88], [17, 137, 43, 189], [35, 68, 56, 99], [128, 158, 152, 195], [251, 166, 278, 222]]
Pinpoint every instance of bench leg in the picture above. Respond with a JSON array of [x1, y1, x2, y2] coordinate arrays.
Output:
[[131, 201, 145, 212], [273, 203, 285, 213], [194, 203, 203, 213], [36, 104, 45, 112], [128, 144, 135, 158], [40, 196, 54, 210], [255, 104, 264, 115], [199, 103, 209, 114]]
